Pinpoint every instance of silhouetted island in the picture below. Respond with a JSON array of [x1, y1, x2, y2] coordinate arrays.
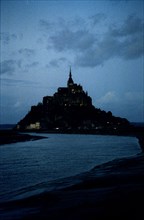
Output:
[[16, 68, 132, 135]]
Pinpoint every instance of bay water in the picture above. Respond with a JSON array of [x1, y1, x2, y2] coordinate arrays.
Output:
[[0, 133, 141, 201]]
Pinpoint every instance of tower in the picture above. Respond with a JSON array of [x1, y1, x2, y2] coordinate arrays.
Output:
[[67, 67, 74, 87]]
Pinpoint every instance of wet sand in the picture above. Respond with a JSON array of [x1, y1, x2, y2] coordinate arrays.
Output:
[[0, 154, 144, 219], [0, 130, 47, 145], [24, 154, 144, 219]]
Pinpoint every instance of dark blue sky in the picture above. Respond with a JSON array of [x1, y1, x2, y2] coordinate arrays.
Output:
[[0, 0, 144, 123]]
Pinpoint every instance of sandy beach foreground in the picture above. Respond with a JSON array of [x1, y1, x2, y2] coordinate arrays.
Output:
[[0, 153, 144, 219], [0, 128, 144, 219]]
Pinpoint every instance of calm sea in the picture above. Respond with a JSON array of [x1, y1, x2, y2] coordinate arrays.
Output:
[[0, 133, 141, 202]]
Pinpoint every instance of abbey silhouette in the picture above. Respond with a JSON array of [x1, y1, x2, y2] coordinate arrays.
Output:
[[16, 68, 130, 133]]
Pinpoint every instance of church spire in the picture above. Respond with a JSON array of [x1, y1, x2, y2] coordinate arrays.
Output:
[[69, 66, 72, 78], [67, 66, 74, 87]]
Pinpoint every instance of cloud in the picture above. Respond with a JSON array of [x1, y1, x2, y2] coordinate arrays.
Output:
[[99, 91, 143, 105], [0, 32, 17, 44], [39, 16, 96, 51], [18, 48, 35, 57], [119, 33, 144, 60], [24, 61, 39, 70], [39, 16, 86, 33], [26, 61, 39, 68], [124, 91, 143, 102], [0, 60, 18, 75], [75, 36, 120, 67], [0, 59, 39, 75], [39, 19, 54, 31], [49, 57, 67, 67], [68, 17, 87, 29], [50, 29, 96, 52], [110, 14, 143, 37], [89, 13, 107, 26], [13, 101, 21, 108], [98, 91, 118, 104], [96, 91, 144, 121], [75, 14, 144, 67], [43, 14, 143, 68], [1, 78, 40, 87]]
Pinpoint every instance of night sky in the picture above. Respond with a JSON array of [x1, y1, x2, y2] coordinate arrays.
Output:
[[0, 0, 144, 124]]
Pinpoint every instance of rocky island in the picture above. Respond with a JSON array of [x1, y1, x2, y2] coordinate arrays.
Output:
[[15, 68, 131, 135], [1, 69, 144, 219]]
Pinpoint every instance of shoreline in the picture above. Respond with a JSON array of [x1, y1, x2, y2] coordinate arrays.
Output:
[[0, 126, 143, 151], [1, 153, 144, 219], [0, 128, 144, 219], [0, 130, 47, 145]]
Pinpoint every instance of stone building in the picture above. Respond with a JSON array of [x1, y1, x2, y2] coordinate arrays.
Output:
[[43, 68, 92, 110], [16, 68, 130, 132]]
